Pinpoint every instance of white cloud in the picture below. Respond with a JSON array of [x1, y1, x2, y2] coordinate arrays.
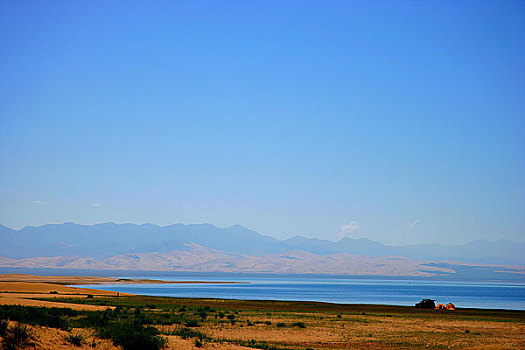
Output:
[[32, 200, 45, 205], [339, 221, 360, 238], [93, 203, 101, 207], [409, 219, 420, 229]]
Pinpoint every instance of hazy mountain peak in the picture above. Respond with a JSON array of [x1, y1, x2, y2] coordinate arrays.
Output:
[[189, 223, 216, 228], [0, 222, 523, 265], [229, 224, 249, 230], [93, 222, 119, 227]]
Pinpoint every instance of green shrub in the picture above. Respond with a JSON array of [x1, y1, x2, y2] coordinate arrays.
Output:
[[276, 322, 286, 328], [291, 322, 306, 328], [0, 319, 8, 337], [234, 339, 288, 350], [97, 321, 167, 350], [2, 323, 33, 350], [64, 332, 84, 346], [0, 305, 74, 330], [185, 320, 200, 327], [194, 339, 203, 347]]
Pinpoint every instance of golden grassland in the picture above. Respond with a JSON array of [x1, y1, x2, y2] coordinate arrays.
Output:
[[0, 275, 523, 349]]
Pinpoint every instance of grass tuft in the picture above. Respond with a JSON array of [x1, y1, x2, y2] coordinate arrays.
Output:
[[291, 322, 306, 328], [171, 327, 211, 341], [64, 332, 84, 346]]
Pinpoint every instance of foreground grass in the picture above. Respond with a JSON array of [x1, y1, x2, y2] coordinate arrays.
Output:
[[2, 295, 523, 349]]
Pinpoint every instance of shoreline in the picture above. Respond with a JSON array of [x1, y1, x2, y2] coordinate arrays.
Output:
[[0, 273, 243, 285], [0, 273, 241, 311], [0, 274, 523, 348], [2, 267, 525, 283], [0, 273, 524, 312]]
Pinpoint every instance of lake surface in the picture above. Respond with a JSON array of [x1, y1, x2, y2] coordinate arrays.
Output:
[[75, 275, 525, 310]]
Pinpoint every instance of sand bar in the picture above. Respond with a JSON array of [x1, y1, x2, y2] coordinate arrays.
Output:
[[0, 273, 238, 311], [0, 273, 239, 285]]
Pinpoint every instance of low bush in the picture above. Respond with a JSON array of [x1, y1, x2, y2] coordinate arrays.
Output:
[[0, 305, 74, 330], [0, 319, 8, 337], [64, 332, 84, 346], [234, 339, 294, 350], [291, 322, 306, 328], [185, 320, 200, 327], [97, 321, 167, 350], [2, 323, 33, 350]]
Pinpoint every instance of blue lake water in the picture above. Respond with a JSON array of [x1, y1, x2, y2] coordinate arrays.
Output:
[[75, 275, 525, 310]]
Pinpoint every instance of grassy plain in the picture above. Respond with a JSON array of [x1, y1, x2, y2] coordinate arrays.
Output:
[[0, 277, 523, 349]]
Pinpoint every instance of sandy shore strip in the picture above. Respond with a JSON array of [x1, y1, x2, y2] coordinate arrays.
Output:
[[0, 273, 238, 311], [0, 273, 241, 285], [0, 280, 129, 310]]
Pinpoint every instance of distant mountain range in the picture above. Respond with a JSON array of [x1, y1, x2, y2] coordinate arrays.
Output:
[[1, 223, 524, 280]]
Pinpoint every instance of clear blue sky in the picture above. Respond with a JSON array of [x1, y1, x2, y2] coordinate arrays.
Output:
[[1, 0, 523, 244]]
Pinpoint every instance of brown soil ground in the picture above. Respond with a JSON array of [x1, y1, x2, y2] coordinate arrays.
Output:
[[0, 275, 523, 349]]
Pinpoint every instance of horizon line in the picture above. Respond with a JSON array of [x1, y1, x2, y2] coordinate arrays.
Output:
[[1, 221, 521, 246]]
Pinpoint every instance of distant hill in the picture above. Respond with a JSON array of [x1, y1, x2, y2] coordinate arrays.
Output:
[[1, 223, 524, 279], [284, 235, 525, 265], [0, 222, 289, 259]]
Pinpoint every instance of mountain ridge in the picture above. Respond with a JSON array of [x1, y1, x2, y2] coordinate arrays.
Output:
[[1, 222, 524, 266], [1, 243, 524, 281]]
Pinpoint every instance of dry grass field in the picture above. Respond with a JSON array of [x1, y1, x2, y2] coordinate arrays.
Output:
[[0, 276, 523, 349]]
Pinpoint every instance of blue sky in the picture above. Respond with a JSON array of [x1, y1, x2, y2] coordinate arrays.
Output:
[[0, 0, 523, 244]]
